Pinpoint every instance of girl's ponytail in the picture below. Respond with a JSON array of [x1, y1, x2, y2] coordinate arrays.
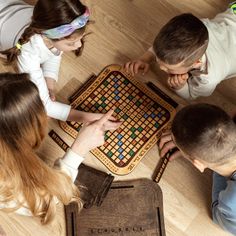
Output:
[[0, 26, 36, 63]]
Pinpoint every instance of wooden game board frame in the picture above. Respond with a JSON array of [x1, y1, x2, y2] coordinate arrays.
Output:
[[60, 64, 176, 175]]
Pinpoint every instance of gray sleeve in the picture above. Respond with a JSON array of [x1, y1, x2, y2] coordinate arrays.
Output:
[[175, 74, 217, 100], [212, 177, 236, 235]]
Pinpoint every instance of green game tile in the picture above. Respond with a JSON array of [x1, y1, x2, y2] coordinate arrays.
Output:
[[103, 81, 109, 86], [107, 151, 113, 158], [137, 127, 143, 132], [123, 114, 129, 120], [123, 79, 129, 85], [127, 95, 134, 100], [129, 150, 135, 157], [135, 101, 141, 107], [101, 103, 106, 108], [95, 103, 100, 109], [115, 107, 121, 113], [131, 133, 136, 139], [101, 96, 106, 101], [130, 127, 136, 132]]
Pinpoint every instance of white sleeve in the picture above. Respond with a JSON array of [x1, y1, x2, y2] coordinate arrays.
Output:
[[57, 149, 84, 182], [17, 53, 71, 121], [175, 74, 217, 100], [41, 54, 62, 81]]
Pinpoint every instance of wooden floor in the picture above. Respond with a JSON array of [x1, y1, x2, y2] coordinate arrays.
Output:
[[0, 0, 235, 235]]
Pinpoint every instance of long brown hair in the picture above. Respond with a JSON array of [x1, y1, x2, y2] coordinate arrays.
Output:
[[1, 0, 87, 63], [0, 73, 81, 224]]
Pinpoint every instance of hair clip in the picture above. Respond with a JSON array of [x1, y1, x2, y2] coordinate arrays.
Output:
[[230, 2, 236, 14], [16, 43, 22, 50]]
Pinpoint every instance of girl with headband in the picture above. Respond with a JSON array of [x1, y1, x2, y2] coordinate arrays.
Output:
[[0, 0, 121, 128]]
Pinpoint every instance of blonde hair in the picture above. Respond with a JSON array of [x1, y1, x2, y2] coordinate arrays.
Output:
[[0, 73, 81, 224]]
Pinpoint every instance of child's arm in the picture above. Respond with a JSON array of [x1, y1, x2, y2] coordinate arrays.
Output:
[[17, 49, 122, 125], [124, 48, 155, 76], [42, 54, 62, 101], [18, 52, 72, 120], [67, 109, 122, 129], [212, 172, 236, 235]]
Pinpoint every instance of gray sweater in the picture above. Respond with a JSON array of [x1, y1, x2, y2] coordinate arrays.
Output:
[[0, 0, 33, 51]]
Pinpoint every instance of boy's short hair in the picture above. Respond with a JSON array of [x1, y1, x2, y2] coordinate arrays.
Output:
[[172, 104, 236, 164], [153, 13, 209, 66]]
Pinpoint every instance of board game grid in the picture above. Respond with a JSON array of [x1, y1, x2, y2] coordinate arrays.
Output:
[[60, 64, 176, 175]]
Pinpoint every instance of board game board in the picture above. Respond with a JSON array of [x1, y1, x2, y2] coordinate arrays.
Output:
[[59, 64, 176, 175]]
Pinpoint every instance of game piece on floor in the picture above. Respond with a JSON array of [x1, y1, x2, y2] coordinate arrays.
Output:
[[48, 130, 69, 152], [70, 179, 166, 236], [153, 147, 179, 183], [59, 64, 176, 175]]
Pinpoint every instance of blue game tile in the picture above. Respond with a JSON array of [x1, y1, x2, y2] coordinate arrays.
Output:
[[118, 147, 123, 153], [114, 84, 119, 88], [118, 141, 123, 146], [117, 134, 123, 139], [143, 113, 149, 118], [158, 113, 162, 118], [118, 154, 124, 160], [115, 95, 120, 101], [114, 90, 119, 95], [151, 113, 156, 118]]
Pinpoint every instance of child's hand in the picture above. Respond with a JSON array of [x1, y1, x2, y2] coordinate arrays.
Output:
[[167, 73, 189, 90], [71, 110, 118, 156], [159, 131, 181, 161], [124, 59, 150, 77], [82, 112, 122, 130], [46, 77, 56, 101]]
